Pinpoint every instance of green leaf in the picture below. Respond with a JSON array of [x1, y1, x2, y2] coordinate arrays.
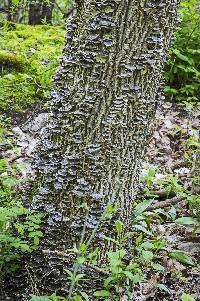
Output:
[[12, 0, 22, 6], [11, 241, 31, 252], [152, 263, 165, 272], [64, 269, 73, 279], [76, 256, 85, 265], [73, 295, 82, 301], [80, 243, 87, 254], [169, 251, 195, 266], [34, 236, 40, 246], [175, 217, 198, 225], [20, 243, 32, 252], [141, 241, 154, 250], [157, 284, 170, 293], [123, 271, 136, 281], [115, 220, 123, 234], [110, 266, 123, 274], [181, 293, 196, 301], [106, 205, 115, 214], [50, 293, 66, 301], [140, 250, 154, 263], [94, 290, 110, 297], [103, 236, 120, 245], [132, 224, 153, 236], [173, 49, 192, 65], [126, 263, 140, 271], [133, 200, 153, 217], [74, 273, 85, 282], [80, 292, 89, 301], [107, 249, 126, 265], [87, 247, 99, 261], [129, 273, 144, 283], [104, 275, 115, 288], [29, 231, 43, 238]]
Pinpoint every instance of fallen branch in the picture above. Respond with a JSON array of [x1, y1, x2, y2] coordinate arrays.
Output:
[[148, 189, 175, 198], [148, 196, 183, 210], [7, 154, 33, 163], [85, 262, 109, 276]]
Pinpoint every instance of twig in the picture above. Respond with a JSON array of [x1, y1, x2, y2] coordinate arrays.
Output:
[[2, 82, 45, 88], [42, 249, 72, 258], [148, 190, 174, 198], [148, 196, 183, 210], [85, 262, 109, 276], [7, 153, 33, 163]]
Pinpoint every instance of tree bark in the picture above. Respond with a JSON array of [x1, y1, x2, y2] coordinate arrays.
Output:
[[29, 0, 53, 25], [7, 0, 13, 21], [4, 0, 179, 299]]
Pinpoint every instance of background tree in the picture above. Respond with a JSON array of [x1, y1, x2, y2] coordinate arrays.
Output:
[[28, 0, 54, 25], [0, 0, 72, 25], [4, 0, 179, 299]]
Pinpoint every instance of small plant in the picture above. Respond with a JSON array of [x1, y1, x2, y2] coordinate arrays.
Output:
[[0, 129, 43, 276], [140, 167, 157, 186], [181, 293, 196, 301], [0, 204, 43, 275], [28, 194, 199, 301]]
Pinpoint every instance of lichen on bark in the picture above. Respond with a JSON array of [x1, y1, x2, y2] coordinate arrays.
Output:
[[3, 0, 180, 299]]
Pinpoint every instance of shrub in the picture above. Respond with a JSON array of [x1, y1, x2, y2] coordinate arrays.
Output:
[[165, 0, 200, 104]]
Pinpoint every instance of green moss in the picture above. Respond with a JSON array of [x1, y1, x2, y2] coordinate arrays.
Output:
[[0, 23, 65, 116], [0, 51, 26, 71]]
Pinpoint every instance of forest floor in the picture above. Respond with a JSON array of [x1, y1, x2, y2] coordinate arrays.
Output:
[[138, 101, 200, 300], [1, 100, 199, 301]]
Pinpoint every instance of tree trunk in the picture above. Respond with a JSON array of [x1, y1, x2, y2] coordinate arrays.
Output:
[[7, 0, 13, 21], [4, 0, 179, 299], [29, 0, 53, 25]]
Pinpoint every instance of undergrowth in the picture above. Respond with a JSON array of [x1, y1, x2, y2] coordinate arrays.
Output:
[[0, 124, 43, 277], [29, 192, 199, 300], [165, 0, 200, 104]]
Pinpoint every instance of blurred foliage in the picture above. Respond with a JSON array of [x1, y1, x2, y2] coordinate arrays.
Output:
[[165, 0, 200, 104], [0, 0, 73, 25]]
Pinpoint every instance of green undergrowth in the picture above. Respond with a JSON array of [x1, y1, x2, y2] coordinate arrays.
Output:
[[141, 168, 200, 217], [29, 192, 199, 301], [165, 0, 200, 104], [29, 141, 200, 300], [29, 139, 200, 300], [0, 125, 43, 277], [0, 22, 64, 116]]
